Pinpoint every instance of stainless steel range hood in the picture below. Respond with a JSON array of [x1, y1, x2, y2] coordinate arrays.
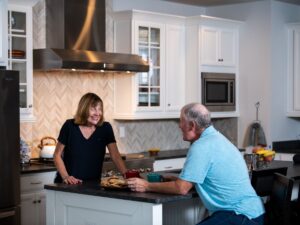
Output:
[[33, 0, 149, 72]]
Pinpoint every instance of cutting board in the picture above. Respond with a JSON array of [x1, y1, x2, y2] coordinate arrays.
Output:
[[126, 154, 145, 159]]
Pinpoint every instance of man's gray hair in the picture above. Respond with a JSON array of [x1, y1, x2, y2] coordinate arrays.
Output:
[[181, 103, 211, 129]]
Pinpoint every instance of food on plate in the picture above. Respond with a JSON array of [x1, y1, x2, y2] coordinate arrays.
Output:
[[101, 176, 127, 188]]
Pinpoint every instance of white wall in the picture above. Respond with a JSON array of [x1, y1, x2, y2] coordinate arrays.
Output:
[[205, 0, 300, 147], [270, 1, 300, 141], [112, 0, 205, 16]]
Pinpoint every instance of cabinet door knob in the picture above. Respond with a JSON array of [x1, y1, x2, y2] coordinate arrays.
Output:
[[168, 103, 171, 106], [33, 200, 37, 204], [37, 200, 41, 203]]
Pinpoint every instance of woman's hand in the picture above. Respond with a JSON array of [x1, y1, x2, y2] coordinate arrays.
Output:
[[63, 175, 82, 185], [127, 178, 149, 192]]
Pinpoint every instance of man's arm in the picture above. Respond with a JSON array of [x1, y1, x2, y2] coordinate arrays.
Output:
[[127, 177, 193, 195]]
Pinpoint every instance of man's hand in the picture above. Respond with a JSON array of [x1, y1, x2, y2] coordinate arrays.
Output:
[[127, 178, 148, 192]]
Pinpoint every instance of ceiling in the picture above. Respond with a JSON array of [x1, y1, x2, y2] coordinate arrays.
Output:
[[162, 0, 300, 6]]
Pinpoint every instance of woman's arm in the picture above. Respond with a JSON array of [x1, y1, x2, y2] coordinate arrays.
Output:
[[53, 141, 82, 184], [107, 142, 127, 176]]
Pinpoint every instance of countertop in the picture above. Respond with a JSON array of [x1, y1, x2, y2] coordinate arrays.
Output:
[[139, 148, 245, 160], [254, 160, 300, 180], [20, 148, 244, 174], [44, 180, 198, 204], [20, 163, 57, 174], [44, 160, 300, 204]]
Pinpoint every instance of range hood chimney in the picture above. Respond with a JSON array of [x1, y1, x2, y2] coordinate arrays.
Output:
[[33, 0, 149, 72]]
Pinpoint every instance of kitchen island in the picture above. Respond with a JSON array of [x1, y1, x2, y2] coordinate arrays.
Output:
[[44, 181, 206, 225]]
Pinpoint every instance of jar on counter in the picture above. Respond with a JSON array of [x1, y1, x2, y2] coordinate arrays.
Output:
[[20, 139, 31, 164]]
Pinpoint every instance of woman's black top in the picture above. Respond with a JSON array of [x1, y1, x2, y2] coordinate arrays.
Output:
[[54, 119, 116, 183]]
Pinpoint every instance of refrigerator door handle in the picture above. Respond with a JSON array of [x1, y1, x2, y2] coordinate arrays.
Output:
[[0, 210, 15, 219]]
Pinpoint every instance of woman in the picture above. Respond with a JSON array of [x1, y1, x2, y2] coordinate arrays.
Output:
[[54, 92, 127, 184]]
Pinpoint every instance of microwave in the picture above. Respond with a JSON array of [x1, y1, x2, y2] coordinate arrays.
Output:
[[201, 72, 235, 112]]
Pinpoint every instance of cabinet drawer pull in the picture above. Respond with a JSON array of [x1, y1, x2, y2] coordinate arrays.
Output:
[[33, 200, 37, 204], [37, 200, 41, 203], [30, 181, 42, 185], [164, 166, 173, 169]]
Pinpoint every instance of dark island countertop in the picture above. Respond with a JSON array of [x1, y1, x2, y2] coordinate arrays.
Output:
[[44, 181, 198, 204], [44, 160, 300, 205]]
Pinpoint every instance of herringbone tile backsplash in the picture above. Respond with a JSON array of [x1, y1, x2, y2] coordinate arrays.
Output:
[[20, 70, 189, 157]]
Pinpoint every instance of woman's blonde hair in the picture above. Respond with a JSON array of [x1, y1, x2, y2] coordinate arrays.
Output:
[[74, 93, 104, 126]]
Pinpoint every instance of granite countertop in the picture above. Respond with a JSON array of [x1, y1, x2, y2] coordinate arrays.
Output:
[[255, 160, 300, 179], [44, 180, 198, 204], [143, 149, 189, 160], [140, 148, 245, 160], [43, 160, 300, 204], [20, 163, 57, 174]]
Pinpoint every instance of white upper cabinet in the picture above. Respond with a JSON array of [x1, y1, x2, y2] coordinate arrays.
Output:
[[113, 10, 185, 120], [7, 4, 34, 121], [287, 23, 300, 117], [201, 26, 236, 67], [185, 15, 242, 118], [0, 0, 8, 67], [165, 24, 185, 113]]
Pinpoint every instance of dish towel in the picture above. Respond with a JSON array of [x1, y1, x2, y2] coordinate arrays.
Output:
[[248, 122, 267, 146]]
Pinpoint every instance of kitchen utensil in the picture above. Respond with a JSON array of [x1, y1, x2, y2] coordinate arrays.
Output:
[[38, 136, 57, 158]]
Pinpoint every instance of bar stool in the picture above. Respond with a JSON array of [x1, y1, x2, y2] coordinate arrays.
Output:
[[265, 173, 294, 225], [251, 167, 288, 197]]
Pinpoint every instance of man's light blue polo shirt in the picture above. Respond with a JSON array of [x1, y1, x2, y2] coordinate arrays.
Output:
[[179, 126, 265, 219]]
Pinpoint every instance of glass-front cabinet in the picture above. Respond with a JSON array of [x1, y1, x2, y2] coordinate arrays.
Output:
[[7, 5, 34, 121], [137, 26, 161, 108], [113, 10, 185, 119]]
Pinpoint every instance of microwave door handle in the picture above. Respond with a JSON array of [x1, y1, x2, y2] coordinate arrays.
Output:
[[230, 82, 234, 103]]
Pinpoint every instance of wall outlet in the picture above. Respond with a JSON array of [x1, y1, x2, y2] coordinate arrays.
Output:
[[119, 126, 125, 138]]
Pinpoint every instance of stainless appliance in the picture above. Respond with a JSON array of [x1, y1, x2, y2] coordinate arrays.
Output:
[[33, 0, 149, 72], [0, 69, 20, 225], [201, 72, 236, 112]]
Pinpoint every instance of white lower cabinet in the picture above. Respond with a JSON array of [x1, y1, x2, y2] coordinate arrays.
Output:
[[153, 158, 186, 172], [21, 171, 56, 225]]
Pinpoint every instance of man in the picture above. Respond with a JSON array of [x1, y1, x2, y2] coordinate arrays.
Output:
[[127, 103, 265, 225]]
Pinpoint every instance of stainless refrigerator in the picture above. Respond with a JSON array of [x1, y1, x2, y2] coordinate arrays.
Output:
[[0, 69, 20, 225]]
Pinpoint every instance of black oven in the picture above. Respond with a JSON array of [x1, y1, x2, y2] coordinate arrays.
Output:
[[201, 72, 235, 112]]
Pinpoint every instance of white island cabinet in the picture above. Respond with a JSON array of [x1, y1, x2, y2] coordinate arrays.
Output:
[[113, 10, 185, 120], [45, 183, 206, 225]]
